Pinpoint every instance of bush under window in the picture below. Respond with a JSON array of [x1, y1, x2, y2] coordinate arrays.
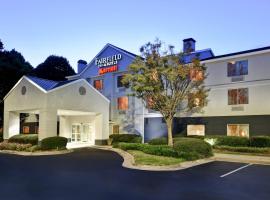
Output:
[[8, 134, 38, 145], [109, 134, 142, 144]]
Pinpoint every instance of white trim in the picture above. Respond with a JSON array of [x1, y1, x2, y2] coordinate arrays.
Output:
[[3, 76, 47, 100], [4, 76, 110, 104], [66, 43, 137, 79], [202, 49, 270, 64]]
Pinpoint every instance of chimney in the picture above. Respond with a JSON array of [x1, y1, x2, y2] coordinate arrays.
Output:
[[77, 60, 87, 73], [183, 38, 196, 53]]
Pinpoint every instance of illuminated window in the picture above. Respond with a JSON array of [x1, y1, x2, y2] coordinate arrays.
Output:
[[23, 126, 30, 134], [117, 96, 128, 110], [228, 88, 248, 105], [187, 125, 205, 136], [93, 79, 103, 90], [227, 60, 248, 77], [227, 124, 249, 137], [190, 69, 203, 81]]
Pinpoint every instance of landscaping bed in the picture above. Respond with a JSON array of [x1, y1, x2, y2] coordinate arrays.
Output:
[[113, 135, 213, 165], [0, 134, 68, 153], [128, 150, 184, 166]]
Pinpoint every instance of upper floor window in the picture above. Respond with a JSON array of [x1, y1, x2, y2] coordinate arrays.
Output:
[[117, 75, 124, 88], [117, 96, 128, 110], [227, 60, 248, 77], [93, 79, 103, 90], [228, 88, 248, 105], [190, 69, 204, 81]]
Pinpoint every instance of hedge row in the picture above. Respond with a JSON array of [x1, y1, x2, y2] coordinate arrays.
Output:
[[187, 135, 270, 148], [8, 134, 38, 145], [214, 145, 270, 154], [109, 134, 142, 144], [115, 138, 213, 160]]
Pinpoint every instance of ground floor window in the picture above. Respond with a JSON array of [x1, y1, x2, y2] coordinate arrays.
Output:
[[187, 125, 205, 136], [23, 126, 30, 134], [227, 124, 249, 137], [117, 96, 128, 110]]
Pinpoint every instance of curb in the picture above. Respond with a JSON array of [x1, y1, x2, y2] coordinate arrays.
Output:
[[92, 145, 214, 171], [0, 149, 73, 156]]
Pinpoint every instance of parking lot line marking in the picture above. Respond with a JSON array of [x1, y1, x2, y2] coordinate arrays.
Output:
[[220, 163, 253, 178]]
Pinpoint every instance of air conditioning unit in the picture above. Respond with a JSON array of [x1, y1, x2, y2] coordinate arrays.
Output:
[[231, 76, 244, 82], [231, 106, 244, 111]]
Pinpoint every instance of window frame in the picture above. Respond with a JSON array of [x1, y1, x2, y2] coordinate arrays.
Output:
[[228, 88, 249, 105], [117, 96, 129, 110], [93, 79, 104, 91], [227, 124, 249, 137], [227, 60, 248, 77]]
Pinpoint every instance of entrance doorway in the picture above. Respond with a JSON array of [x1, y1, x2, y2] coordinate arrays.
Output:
[[71, 123, 94, 143]]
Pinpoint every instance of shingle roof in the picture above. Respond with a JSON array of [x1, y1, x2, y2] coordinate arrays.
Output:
[[26, 76, 77, 91], [182, 48, 214, 63], [201, 46, 270, 61]]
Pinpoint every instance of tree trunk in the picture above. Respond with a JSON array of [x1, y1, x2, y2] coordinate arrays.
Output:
[[166, 119, 173, 146]]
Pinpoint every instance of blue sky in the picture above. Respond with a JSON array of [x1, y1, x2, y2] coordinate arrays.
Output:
[[1, 0, 270, 71]]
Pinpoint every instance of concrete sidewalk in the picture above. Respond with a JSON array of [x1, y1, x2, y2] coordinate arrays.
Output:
[[214, 153, 270, 165]]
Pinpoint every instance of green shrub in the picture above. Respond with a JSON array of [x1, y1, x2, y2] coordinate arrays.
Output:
[[214, 145, 270, 154], [0, 141, 32, 151], [115, 140, 212, 161], [173, 138, 213, 158], [40, 136, 67, 150], [148, 137, 167, 145], [115, 143, 179, 158], [215, 136, 249, 147], [109, 134, 142, 144], [8, 134, 38, 145], [250, 136, 270, 147]]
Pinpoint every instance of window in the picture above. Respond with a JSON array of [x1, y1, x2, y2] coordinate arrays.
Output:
[[227, 124, 249, 137], [227, 60, 248, 77], [190, 69, 203, 81], [117, 75, 124, 88], [228, 88, 248, 105], [117, 96, 128, 110], [93, 79, 103, 90], [187, 125, 205, 136], [23, 126, 30, 134]]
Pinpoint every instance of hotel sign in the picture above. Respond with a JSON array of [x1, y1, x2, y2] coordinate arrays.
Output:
[[95, 54, 122, 75]]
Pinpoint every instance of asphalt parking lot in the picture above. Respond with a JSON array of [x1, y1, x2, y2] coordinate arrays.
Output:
[[0, 148, 269, 200]]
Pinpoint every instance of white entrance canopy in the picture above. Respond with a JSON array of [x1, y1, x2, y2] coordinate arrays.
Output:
[[3, 76, 110, 146]]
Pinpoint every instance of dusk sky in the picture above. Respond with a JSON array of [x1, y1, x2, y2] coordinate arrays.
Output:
[[1, 0, 270, 71]]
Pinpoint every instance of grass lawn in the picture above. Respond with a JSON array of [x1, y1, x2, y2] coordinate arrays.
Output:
[[127, 150, 184, 166]]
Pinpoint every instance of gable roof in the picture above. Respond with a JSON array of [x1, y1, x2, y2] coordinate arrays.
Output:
[[26, 76, 77, 91], [66, 43, 139, 79]]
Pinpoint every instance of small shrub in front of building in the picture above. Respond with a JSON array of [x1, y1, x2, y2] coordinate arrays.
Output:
[[173, 138, 213, 159], [215, 136, 250, 147], [109, 134, 142, 144], [249, 136, 270, 147], [8, 134, 38, 145], [0, 141, 32, 151], [40, 136, 68, 150], [148, 137, 168, 145]]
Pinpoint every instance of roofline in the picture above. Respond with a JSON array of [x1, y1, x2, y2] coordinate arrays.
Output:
[[66, 43, 138, 79], [4, 76, 110, 103], [4, 76, 48, 100], [201, 46, 270, 63]]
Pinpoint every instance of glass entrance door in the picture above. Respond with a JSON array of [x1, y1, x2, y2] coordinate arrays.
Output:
[[71, 123, 94, 143], [71, 124, 81, 142]]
